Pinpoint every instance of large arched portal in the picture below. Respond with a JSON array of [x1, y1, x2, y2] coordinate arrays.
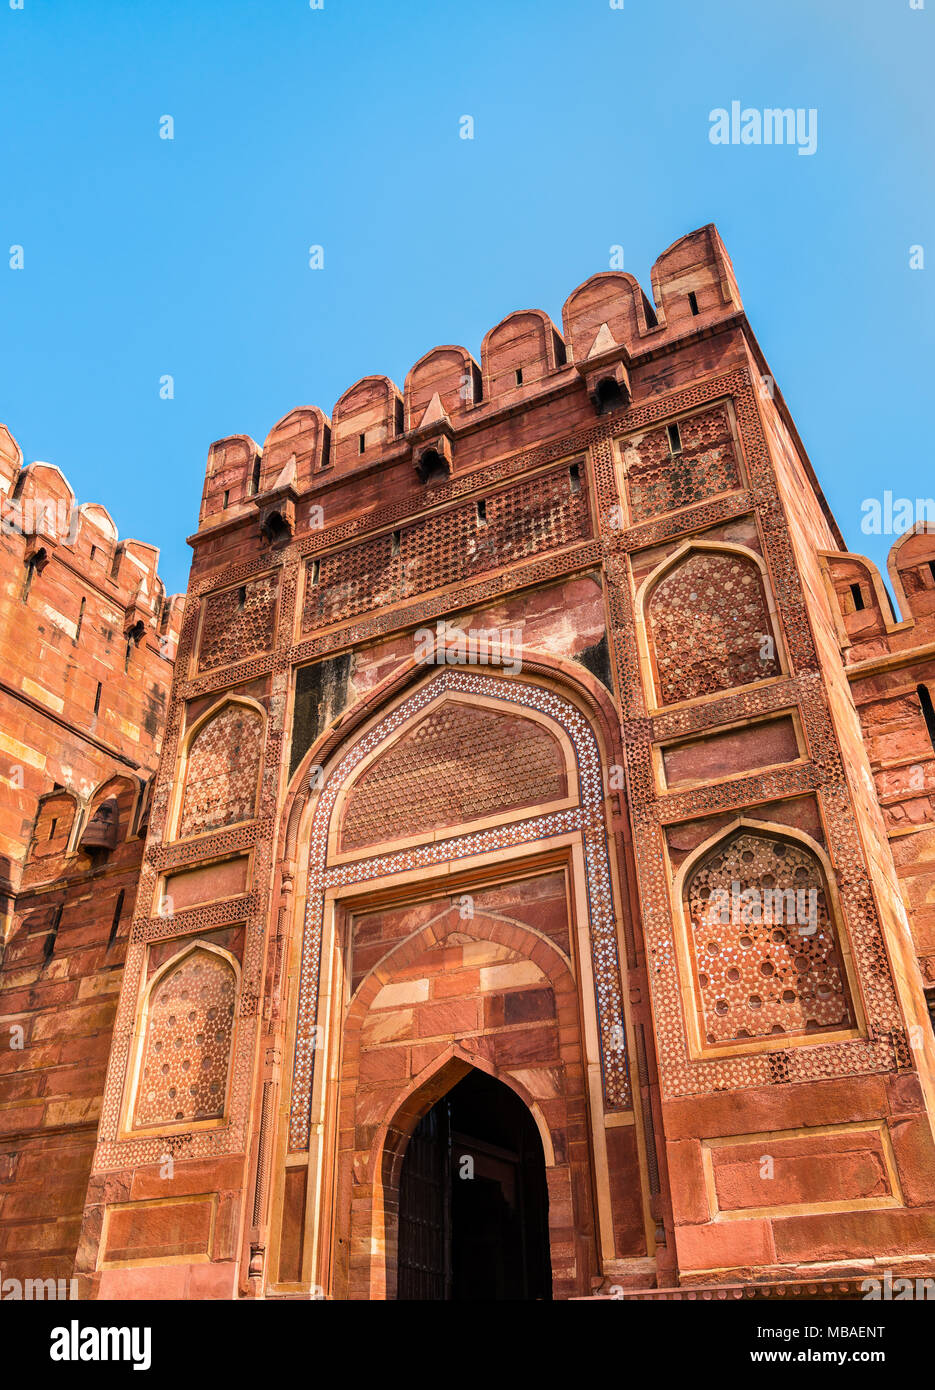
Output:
[[270, 664, 654, 1299], [397, 1068, 552, 1301]]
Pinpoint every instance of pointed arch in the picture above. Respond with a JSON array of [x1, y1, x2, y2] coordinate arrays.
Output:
[[330, 688, 575, 857], [286, 665, 632, 1150], [80, 774, 141, 850], [637, 540, 785, 708], [172, 695, 266, 840], [370, 1049, 557, 1300], [125, 941, 240, 1135], [280, 645, 627, 865], [265, 654, 650, 1299], [672, 816, 860, 1056]]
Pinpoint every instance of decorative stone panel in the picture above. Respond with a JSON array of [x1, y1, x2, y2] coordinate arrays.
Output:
[[626, 405, 740, 522], [198, 573, 278, 673], [178, 704, 264, 838], [647, 549, 780, 705], [684, 829, 853, 1047], [301, 464, 589, 632], [134, 949, 236, 1128], [339, 702, 567, 850]]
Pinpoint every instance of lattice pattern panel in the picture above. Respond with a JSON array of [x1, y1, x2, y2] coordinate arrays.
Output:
[[339, 702, 567, 850], [178, 704, 264, 837], [647, 550, 780, 705], [311, 532, 396, 627], [625, 406, 740, 523], [301, 465, 589, 631], [197, 573, 278, 672], [134, 950, 236, 1128], [685, 831, 853, 1046], [290, 669, 630, 1149]]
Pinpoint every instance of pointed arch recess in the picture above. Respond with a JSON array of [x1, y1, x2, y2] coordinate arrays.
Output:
[[674, 816, 860, 1057], [372, 1048, 559, 1300], [173, 696, 266, 840], [288, 667, 629, 1149], [639, 541, 783, 708], [125, 942, 240, 1135]]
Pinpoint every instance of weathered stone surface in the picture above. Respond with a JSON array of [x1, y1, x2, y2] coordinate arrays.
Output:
[[3, 224, 935, 1302]]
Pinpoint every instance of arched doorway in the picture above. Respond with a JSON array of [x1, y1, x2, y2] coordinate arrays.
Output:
[[397, 1069, 552, 1301]]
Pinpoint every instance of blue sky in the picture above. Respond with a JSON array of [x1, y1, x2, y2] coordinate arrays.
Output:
[[2, 0, 931, 596]]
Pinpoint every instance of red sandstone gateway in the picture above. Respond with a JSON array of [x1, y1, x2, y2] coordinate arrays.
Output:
[[2, 225, 935, 1301]]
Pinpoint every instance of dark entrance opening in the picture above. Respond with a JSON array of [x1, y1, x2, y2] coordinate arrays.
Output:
[[396, 1069, 552, 1300]]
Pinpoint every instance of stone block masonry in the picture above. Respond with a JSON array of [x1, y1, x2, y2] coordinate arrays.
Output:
[[4, 223, 935, 1300]]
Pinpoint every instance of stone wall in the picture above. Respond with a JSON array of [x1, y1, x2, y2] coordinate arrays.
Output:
[[0, 426, 181, 1284], [4, 223, 935, 1300]]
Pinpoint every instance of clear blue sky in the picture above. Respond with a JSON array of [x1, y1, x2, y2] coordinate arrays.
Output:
[[2, 0, 931, 597]]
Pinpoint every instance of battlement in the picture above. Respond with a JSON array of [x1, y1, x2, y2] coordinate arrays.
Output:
[[197, 224, 743, 532], [823, 522, 935, 659], [0, 423, 185, 649], [8, 221, 935, 1305]]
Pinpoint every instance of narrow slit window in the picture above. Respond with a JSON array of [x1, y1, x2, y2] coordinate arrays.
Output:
[[514, 368, 523, 386], [124, 620, 145, 672], [476, 499, 487, 525], [688, 291, 700, 316], [667, 423, 682, 455], [43, 905, 63, 964], [250, 456, 262, 496], [107, 889, 125, 951], [919, 685, 935, 752], [22, 551, 45, 600], [358, 433, 366, 455], [94, 681, 102, 715], [849, 583, 866, 612], [569, 462, 581, 494], [223, 489, 230, 508], [236, 585, 247, 609], [75, 596, 86, 641], [49, 818, 58, 840], [89, 545, 97, 564]]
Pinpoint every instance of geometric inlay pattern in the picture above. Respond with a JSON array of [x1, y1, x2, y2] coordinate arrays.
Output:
[[290, 668, 630, 1149], [302, 464, 590, 631], [626, 405, 740, 522], [339, 701, 567, 851], [178, 703, 264, 838], [647, 549, 780, 705], [685, 830, 853, 1047], [198, 573, 278, 673], [134, 949, 236, 1128]]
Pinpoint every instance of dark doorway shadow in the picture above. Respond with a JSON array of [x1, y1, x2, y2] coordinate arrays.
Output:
[[397, 1068, 552, 1300]]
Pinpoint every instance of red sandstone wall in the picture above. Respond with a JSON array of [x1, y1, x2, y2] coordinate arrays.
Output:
[[13, 224, 930, 1300], [822, 529, 935, 992], [0, 424, 181, 1285]]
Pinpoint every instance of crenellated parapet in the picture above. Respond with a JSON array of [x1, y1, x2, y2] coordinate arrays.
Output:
[[24, 219, 934, 1304], [193, 224, 746, 547], [0, 423, 184, 653]]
